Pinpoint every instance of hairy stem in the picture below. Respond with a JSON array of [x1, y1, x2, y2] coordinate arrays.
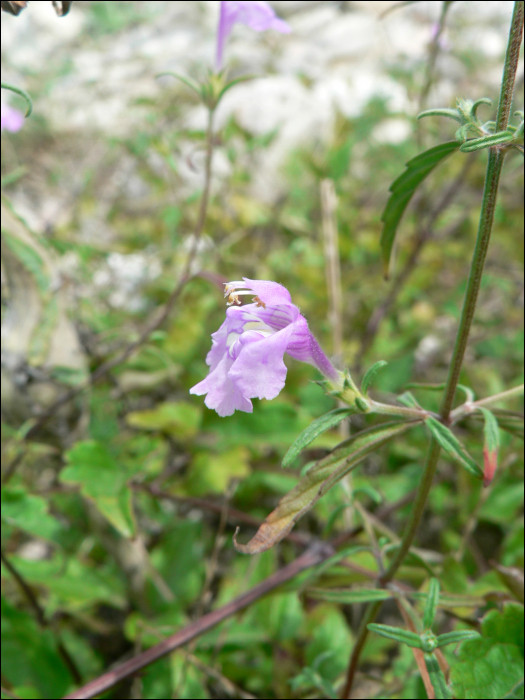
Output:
[[341, 4, 523, 696], [450, 383, 524, 422]]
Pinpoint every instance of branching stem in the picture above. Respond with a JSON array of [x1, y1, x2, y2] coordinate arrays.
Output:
[[341, 3, 523, 696]]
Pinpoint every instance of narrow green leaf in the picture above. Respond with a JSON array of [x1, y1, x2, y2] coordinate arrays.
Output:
[[457, 384, 476, 403], [459, 130, 515, 152], [405, 382, 446, 391], [417, 108, 463, 124], [297, 546, 368, 592], [1, 82, 33, 116], [309, 588, 393, 604], [353, 485, 382, 504], [155, 71, 201, 97], [361, 360, 388, 395], [477, 407, 501, 486], [2, 229, 49, 294], [217, 75, 256, 102], [367, 623, 423, 649], [423, 578, 440, 629], [478, 407, 500, 453], [469, 408, 523, 440], [425, 653, 453, 698], [424, 416, 483, 479], [380, 141, 458, 276], [235, 421, 419, 553], [436, 630, 481, 648], [282, 408, 354, 468]]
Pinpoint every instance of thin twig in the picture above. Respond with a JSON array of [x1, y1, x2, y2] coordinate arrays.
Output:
[[321, 179, 344, 363], [62, 543, 334, 700]]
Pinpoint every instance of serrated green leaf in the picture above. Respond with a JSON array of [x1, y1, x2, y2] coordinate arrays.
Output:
[[61, 440, 135, 537], [1, 488, 63, 542], [126, 401, 201, 440], [361, 360, 388, 396], [380, 141, 458, 276], [423, 578, 440, 629], [367, 623, 423, 648], [234, 421, 419, 553], [424, 416, 483, 479], [450, 605, 524, 699], [1, 596, 70, 696], [282, 408, 354, 468]]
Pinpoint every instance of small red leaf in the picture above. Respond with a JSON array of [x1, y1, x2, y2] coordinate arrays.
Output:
[[483, 445, 498, 487]]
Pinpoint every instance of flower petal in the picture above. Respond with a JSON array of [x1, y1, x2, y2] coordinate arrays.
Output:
[[228, 324, 294, 400], [190, 352, 253, 417], [242, 278, 292, 305]]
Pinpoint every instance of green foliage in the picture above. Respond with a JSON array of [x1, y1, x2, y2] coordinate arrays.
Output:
[[1, 3, 523, 698], [450, 605, 524, 699]]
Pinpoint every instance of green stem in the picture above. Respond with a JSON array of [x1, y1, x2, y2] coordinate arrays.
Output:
[[368, 399, 431, 421], [340, 5, 523, 697], [450, 383, 524, 423]]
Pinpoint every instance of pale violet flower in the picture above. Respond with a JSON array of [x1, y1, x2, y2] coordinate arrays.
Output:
[[1, 103, 24, 132], [190, 278, 342, 416], [216, 1, 291, 70]]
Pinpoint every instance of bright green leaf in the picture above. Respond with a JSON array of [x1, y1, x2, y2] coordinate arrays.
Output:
[[367, 623, 423, 648], [126, 401, 201, 440], [436, 630, 481, 648], [450, 604, 524, 699], [309, 588, 393, 604], [423, 578, 440, 629], [61, 440, 135, 537], [361, 360, 388, 396], [1, 488, 63, 542], [282, 408, 354, 468]]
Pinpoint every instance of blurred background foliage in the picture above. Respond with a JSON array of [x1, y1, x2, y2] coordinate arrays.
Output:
[[1, 1, 523, 698]]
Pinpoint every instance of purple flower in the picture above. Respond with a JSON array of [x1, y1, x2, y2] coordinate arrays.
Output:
[[1, 103, 24, 132], [190, 278, 341, 416], [216, 1, 291, 71]]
